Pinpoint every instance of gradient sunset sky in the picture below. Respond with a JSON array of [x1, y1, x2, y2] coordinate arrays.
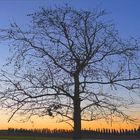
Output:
[[0, 0, 140, 130]]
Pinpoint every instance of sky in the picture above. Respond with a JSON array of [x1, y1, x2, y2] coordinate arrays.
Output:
[[0, 0, 140, 130], [0, 0, 140, 65]]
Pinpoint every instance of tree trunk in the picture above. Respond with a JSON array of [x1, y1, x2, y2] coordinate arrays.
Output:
[[73, 74, 81, 139]]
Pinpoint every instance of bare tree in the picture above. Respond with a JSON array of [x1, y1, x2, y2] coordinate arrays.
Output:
[[0, 6, 140, 139]]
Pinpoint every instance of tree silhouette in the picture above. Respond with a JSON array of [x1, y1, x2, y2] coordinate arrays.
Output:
[[2, 127, 140, 138], [0, 5, 140, 139]]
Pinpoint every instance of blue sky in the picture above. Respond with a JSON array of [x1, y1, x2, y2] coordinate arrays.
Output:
[[0, 0, 140, 37], [0, 0, 140, 64]]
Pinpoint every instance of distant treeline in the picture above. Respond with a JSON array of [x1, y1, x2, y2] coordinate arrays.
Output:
[[0, 127, 139, 139]]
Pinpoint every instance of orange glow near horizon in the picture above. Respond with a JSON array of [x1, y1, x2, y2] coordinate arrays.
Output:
[[0, 110, 139, 131]]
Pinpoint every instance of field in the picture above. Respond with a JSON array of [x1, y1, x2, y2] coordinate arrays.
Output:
[[0, 136, 72, 140], [0, 136, 138, 140]]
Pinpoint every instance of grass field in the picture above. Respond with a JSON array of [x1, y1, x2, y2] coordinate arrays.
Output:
[[0, 136, 72, 140], [0, 137, 136, 140], [0, 137, 138, 140]]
